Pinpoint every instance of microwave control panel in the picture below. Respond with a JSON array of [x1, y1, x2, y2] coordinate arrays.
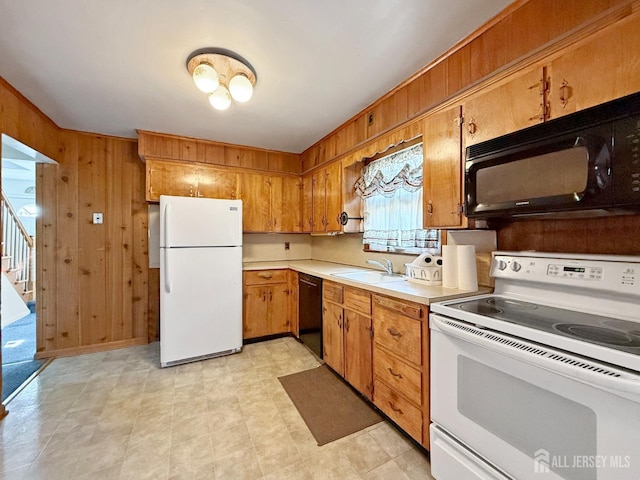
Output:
[[615, 116, 640, 197]]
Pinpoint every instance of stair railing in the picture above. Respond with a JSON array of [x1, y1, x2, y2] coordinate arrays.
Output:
[[1, 190, 35, 293]]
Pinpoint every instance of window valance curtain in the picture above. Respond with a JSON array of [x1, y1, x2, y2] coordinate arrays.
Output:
[[354, 144, 423, 199], [353, 143, 440, 252]]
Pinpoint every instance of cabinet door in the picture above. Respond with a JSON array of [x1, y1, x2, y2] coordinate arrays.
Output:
[[344, 310, 373, 400], [302, 174, 314, 232], [423, 106, 465, 229], [146, 159, 197, 201], [322, 302, 344, 375], [312, 170, 326, 233], [548, 12, 640, 119], [268, 283, 290, 334], [324, 161, 343, 232], [463, 65, 545, 147], [271, 176, 302, 233], [243, 286, 269, 339], [288, 271, 299, 337], [196, 166, 238, 200], [238, 172, 271, 232]]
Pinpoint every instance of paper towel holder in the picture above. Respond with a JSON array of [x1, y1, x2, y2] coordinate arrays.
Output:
[[339, 211, 364, 226]]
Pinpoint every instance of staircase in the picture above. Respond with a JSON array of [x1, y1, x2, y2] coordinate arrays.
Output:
[[2, 191, 35, 304]]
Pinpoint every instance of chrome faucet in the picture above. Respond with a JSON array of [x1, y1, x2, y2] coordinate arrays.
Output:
[[366, 258, 393, 275]]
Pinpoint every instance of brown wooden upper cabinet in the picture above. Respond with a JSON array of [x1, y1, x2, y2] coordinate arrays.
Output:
[[146, 158, 238, 202], [147, 159, 302, 233], [462, 64, 546, 148], [546, 12, 640, 120], [304, 161, 343, 233], [301, 174, 314, 232], [463, 12, 640, 148], [238, 172, 271, 232], [422, 106, 466, 229], [238, 172, 302, 233], [270, 175, 303, 233]]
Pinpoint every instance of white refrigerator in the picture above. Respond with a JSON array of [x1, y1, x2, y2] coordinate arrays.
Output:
[[159, 195, 243, 367]]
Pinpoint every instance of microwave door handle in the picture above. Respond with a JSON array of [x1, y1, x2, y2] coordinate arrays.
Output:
[[431, 315, 640, 396], [575, 135, 611, 192]]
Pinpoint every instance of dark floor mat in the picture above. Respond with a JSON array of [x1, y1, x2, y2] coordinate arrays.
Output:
[[278, 365, 382, 446]]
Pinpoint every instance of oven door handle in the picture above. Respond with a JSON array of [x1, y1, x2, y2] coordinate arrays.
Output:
[[431, 314, 640, 396]]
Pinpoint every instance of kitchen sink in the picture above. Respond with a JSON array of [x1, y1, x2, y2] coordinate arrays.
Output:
[[331, 271, 407, 284]]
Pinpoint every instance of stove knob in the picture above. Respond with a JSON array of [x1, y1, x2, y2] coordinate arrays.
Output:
[[511, 261, 522, 272], [496, 260, 507, 271]]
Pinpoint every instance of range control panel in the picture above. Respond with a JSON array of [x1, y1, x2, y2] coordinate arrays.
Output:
[[490, 252, 640, 296], [547, 264, 603, 280]]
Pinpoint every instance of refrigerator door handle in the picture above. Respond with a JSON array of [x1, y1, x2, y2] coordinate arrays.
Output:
[[163, 203, 171, 248], [164, 250, 171, 293]]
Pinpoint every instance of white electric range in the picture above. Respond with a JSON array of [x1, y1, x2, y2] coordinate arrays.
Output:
[[429, 251, 640, 480]]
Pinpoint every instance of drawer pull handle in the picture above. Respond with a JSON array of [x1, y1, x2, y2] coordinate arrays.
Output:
[[388, 402, 404, 415], [387, 327, 403, 339], [258, 273, 273, 279], [388, 368, 403, 379]]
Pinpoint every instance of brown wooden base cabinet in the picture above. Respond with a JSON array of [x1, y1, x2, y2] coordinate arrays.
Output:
[[243, 270, 292, 339], [371, 294, 430, 448], [322, 281, 373, 400]]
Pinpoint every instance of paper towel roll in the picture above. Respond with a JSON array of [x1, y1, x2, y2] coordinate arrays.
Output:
[[457, 245, 478, 291], [442, 245, 458, 289]]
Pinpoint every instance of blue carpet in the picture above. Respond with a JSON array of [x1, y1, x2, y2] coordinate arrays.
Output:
[[2, 311, 39, 401], [2, 312, 36, 364], [2, 360, 44, 401]]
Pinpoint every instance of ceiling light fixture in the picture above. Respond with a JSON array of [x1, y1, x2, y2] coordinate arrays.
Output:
[[187, 48, 257, 111]]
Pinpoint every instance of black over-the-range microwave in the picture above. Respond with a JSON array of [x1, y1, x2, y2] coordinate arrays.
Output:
[[464, 91, 640, 219]]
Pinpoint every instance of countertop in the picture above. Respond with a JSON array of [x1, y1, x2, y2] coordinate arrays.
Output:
[[243, 259, 492, 306]]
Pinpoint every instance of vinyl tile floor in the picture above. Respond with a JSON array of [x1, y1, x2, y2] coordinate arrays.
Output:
[[0, 337, 435, 479]]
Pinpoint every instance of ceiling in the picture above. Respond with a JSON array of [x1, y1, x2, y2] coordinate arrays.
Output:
[[0, 0, 512, 153]]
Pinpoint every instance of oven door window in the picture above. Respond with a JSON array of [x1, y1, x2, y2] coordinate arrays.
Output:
[[458, 356, 597, 480]]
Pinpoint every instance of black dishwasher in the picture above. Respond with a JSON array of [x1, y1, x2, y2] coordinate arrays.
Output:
[[298, 273, 323, 358]]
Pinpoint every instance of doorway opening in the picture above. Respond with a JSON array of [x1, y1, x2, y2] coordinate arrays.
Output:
[[1, 134, 55, 402]]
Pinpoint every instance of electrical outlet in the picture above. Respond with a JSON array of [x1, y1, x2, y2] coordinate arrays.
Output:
[[93, 212, 103, 224], [284, 242, 290, 250]]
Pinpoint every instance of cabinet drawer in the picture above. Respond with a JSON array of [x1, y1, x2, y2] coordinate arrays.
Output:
[[373, 295, 423, 320], [323, 282, 343, 304], [244, 269, 288, 285], [344, 287, 371, 315], [374, 345, 421, 405], [374, 379, 422, 442], [373, 308, 422, 366]]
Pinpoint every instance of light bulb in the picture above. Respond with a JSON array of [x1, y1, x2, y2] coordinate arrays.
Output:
[[192, 62, 219, 93], [209, 85, 232, 110], [229, 73, 253, 102]]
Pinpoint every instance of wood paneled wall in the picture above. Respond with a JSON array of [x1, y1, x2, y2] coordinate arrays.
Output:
[[1, 78, 149, 359], [494, 216, 640, 255], [300, 0, 631, 173], [138, 130, 301, 175]]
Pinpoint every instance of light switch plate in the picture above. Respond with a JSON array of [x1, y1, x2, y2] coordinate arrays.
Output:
[[93, 212, 103, 224]]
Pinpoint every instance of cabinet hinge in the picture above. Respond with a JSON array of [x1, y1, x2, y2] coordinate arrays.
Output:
[[369, 327, 374, 339], [458, 204, 464, 213], [455, 116, 464, 127]]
